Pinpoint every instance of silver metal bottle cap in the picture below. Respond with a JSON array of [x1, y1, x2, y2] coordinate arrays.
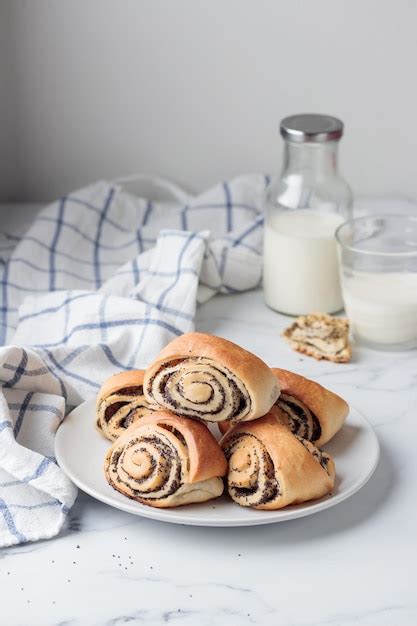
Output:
[[280, 114, 344, 143]]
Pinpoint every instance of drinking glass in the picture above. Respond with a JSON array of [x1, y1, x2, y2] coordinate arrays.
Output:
[[336, 215, 417, 350]]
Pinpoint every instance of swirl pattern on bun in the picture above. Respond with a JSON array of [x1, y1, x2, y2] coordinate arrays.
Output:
[[221, 414, 335, 510], [144, 332, 280, 425], [104, 411, 227, 508]]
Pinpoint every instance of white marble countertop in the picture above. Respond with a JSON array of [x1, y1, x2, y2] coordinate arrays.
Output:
[[1, 288, 416, 626]]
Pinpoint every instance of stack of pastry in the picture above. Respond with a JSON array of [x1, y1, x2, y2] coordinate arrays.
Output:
[[98, 332, 349, 511]]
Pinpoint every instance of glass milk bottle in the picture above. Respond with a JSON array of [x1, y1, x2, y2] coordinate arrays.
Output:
[[263, 114, 353, 315]]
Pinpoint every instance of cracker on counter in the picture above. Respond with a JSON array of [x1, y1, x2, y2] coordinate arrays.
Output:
[[282, 312, 351, 363]]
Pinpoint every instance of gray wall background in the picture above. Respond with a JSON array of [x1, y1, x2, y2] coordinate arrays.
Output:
[[1, 0, 417, 202], [0, 3, 18, 199]]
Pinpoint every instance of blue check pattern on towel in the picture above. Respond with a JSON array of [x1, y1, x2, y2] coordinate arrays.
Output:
[[0, 174, 267, 546]]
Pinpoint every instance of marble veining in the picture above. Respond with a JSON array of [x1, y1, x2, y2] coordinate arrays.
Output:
[[1, 200, 417, 625]]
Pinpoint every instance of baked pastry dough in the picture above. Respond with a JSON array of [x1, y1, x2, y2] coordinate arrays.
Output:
[[269, 368, 349, 446], [282, 313, 351, 363], [96, 370, 155, 442], [221, 414, 335, 510], [104, 411, 227, 508], [144, 332, 280, 425], [218, 368, 348, 446]]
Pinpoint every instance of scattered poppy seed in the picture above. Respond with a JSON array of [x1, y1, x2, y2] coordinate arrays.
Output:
[[76, 545, 80, 549]]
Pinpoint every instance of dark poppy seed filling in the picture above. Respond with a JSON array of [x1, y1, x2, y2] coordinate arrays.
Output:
[[118, 385, 144, 396], [119, 446, 157, 485], [275, 394, 321, 442], [122, 436, 179, 495], [155, 359, 185, 396], [97, 384, 155, 441], [118, 406, 148, 429], [110, 432, 183, 500], [295, 435, 332, 474], [111, 449, 122, 469], [104, 401, 128, 423], [229, 379, 248, 419], [163, 389, 179, 409], [233, 485, 258, 497], [158, 368, 227, 415], [224, 433, 280, 507], [257, 483, 279, 505], [159, 424, 187, 446], [176, 377, 215, 405], [147, 357, 251, 423], [320, 455, 329, 469], [311, 416, 322, 442]]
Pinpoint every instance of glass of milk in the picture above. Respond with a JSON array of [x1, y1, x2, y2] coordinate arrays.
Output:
[[336, 215, 417, 350], [263, 114, 353, 315]]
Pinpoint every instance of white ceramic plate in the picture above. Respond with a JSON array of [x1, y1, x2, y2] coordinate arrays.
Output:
[[55, 396, 379, 527]]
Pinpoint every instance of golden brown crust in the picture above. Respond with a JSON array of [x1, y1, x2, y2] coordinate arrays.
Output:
[[97, 370, 145, 406], [282, 313, 351, 363], [271, 368, 349, 446], [218, 420, 229, 436], [144, 332, 280, 422], [221, 413, 335, 510]]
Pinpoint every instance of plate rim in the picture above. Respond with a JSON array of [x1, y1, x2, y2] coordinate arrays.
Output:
[[55, 397, 380, 527]]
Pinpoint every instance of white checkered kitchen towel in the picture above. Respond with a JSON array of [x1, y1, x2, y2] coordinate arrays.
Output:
[[0, 173, 268, 546]]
